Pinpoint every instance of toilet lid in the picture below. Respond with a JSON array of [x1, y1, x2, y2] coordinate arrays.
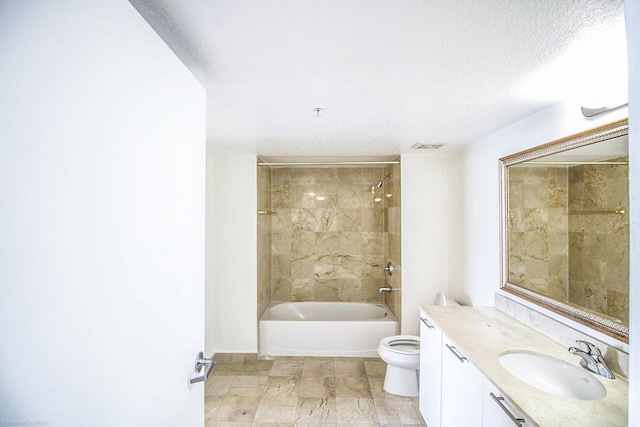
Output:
[[386, 338, 420, 353]]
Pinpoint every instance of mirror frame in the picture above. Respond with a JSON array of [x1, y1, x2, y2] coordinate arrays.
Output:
[[499, 118, 629, 343]]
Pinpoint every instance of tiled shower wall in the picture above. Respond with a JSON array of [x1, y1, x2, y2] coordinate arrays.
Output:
[[270, 167, 387, 303], [507, 161, 629, 324], [257, 164, 272, 319]]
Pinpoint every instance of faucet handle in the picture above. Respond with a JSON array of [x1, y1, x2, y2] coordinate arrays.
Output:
[[575, 340, 602, 356]]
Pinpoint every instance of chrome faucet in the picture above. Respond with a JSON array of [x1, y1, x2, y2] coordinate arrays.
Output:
[[568, 340, 615, 379], [378, 286, 392, 293]]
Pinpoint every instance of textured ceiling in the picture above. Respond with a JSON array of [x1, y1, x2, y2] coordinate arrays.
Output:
[[129, 0, 626, 160]]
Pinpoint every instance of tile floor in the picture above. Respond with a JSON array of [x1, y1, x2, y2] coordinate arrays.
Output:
[[205, 356, 426, 427]]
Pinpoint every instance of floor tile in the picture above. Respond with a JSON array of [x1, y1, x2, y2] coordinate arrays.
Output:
[[227, 376, 270, 396], [295, 397, 337, 424], [271, 358, 304, 377], [374, 398, 425, 425], [206, 376, 236, 396], [264, 376, 300, 397], [213, 396, 262, 423], [363, 359, 387, 378], [206, 421, 252, 427], [335, 398, 378, 424], [302, 358, 335, 377], [334, 359, 367, 378], [299, 376, 336, 398], [204, 355, 424, 427], [335, 377, 372, 398], [254, 397, 298, 423]]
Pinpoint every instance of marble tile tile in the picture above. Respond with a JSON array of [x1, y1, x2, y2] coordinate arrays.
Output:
[[213, 361, 274, 377], [291, 254, 314, 277], [373, 398, 424, 425], [315, 209, 339, 232], [367, 378, 387, 399], [363, 359, 387, 378], [299, 377, 335, 397], [254, 397, 298, 423], [205, 394, 224, 419], [338, 208, 362, 232], [291, 278, 314, 302], [270, 358, 304, 377], [335, 377, 372, 398], [253, 423, 295, 427], [360, 232, 383, 255], [334, 360, 367, 378], [213, 396, 262, 423], [335, 398, 378, 424], [206, 376, 235, 396], [295, 397, 337, 424], [206, 420, 252, 427], [292, 209, 316, 232], [227, 376, 269, 397], [291, 232, 315, 257], [264, 376, 300, 397]]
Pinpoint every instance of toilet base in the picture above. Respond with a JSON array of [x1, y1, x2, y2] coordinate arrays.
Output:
[[383, 364, 419, 397]]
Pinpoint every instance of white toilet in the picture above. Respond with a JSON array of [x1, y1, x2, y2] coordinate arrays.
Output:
[[378, 293, 458, 397], [377, 335, 421, 396]]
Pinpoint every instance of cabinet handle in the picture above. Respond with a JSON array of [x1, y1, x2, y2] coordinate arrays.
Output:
[[490, 393, 525, 426], [445, 343, 467, 362], [420, 317, 435, 329]]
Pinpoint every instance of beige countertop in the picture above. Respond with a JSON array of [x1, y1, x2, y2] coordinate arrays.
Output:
[[420, 306, 628, 427]]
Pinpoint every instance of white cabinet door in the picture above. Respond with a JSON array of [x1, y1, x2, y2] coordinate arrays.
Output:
[[441, 335, 484, 427], [483, 379, 533, 427], [419, 315, 443, 427]]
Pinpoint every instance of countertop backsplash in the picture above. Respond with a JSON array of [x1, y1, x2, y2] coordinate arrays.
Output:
[[495, 292, 629, 378]]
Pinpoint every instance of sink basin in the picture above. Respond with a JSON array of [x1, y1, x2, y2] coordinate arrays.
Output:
[[499, 351, 606, 400]]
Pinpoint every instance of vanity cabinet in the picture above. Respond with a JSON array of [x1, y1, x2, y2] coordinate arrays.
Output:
[[441, 335, 484, 427], [419, 310, 531, 427], [419, 316, 442, 427], [483, 378, 533, 427]]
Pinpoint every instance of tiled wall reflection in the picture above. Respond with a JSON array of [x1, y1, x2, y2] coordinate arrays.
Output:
[[508, 167, 569, 301], [270, 167, 387, 303], [508, 161, 629, 324], [568, 160, 629, 324]]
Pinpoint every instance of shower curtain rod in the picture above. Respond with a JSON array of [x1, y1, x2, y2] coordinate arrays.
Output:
[[257, 160, 400, 166]]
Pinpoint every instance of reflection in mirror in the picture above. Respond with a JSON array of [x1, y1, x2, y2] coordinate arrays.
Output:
[[500, 119, 629, 342]]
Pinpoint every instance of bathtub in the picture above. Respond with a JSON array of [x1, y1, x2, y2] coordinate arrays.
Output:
[[259, 302, 398, 357]]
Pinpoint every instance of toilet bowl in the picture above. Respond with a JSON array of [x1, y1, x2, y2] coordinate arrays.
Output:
[[378, 293, 459, 397], [377, 335, 421, 396]]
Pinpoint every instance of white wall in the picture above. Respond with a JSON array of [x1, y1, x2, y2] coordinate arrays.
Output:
[[205, 151, 217, 357], [0, 2, 206, 426], [449, 102, 629, 306], [625, 1, 639, 424], [401, 153, 450, 335], [210, 153, 258, 352]]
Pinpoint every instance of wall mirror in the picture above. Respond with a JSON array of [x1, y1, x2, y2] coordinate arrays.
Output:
[[500, 119, 629, 342]]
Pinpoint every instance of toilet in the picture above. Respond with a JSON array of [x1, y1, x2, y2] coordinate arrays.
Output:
[[377, 293, 458, 397], [377, 334, 421, 396]]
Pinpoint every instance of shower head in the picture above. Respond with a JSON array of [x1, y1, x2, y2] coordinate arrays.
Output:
[[375, 173, 391, 188]]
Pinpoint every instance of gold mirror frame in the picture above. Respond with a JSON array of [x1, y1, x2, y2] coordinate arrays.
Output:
[[500, 118, 629, 343]]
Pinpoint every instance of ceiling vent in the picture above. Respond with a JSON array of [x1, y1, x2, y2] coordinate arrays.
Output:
[[412, 142, 444, 150]]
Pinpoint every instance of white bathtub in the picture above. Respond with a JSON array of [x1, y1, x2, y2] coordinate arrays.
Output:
[[259, 302, 398, 357]]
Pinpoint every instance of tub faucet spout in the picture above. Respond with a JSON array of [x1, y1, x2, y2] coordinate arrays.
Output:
[[379, 286, 392, 293]]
